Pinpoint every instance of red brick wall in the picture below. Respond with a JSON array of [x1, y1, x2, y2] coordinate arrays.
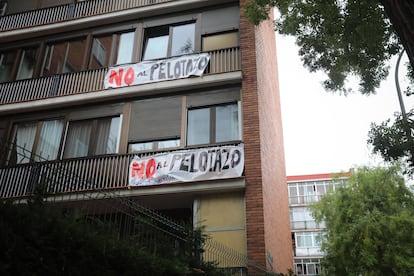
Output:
[[239, 1, 293, 273]]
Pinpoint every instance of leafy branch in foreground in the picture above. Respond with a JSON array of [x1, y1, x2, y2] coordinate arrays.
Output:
[[368, 110, 414, 173], [244, 0, 401, 95]]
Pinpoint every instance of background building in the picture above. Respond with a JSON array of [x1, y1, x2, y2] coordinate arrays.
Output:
[[287, 172, 351, 275], [0, 0, 292, 273]]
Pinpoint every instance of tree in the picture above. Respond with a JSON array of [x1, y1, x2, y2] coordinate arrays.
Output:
[[244, 0, 401, 95], [368, 111, 414, 172], [311, 166, 414, 276], [244, 0, 414, 171], [0, 198, 224, 275]]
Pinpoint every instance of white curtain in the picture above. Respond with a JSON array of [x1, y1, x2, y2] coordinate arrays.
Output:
[[95, 118, 111, 155], [35, 120, 64, 161], [95, 117, 119, 155], [15, 123, 37, 164], [64, 121, 91, 158]]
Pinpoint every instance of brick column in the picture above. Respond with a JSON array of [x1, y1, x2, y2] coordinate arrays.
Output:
[[239, 0, 293, 273]]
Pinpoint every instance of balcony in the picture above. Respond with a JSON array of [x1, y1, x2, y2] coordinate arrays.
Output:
[[0, 0, 174, 33], [0, 143, 244, 199], [0, 47, 241, 106]]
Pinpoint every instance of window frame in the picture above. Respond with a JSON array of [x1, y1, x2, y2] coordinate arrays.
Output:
[[0, 46, 39, 83], [186, 101, 241, 147], [128, 137, 181, 153], [201, 30, 239, 52], [7, 118, 65, 164], [142, 21, 197, 61], [62, 115, 122, 159]]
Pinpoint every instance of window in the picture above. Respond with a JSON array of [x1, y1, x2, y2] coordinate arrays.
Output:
[[0, 50, 17, 83], [42, 38, 87, 76], [89, 35, 112, 69], [116, 32, 135, 64], [187, 102, 240, 146], [294, 259, 322, 276], [142, 22, 195, 60], [202, 31, 239, 51], [63, 116, 120, 158], [89, 31, 135, 69], [295, 232, 324, 248], [290, 207, 319, 229], [129, 138, 180, 153], [0, 47, 37, 83], [16, 48, 37, 80], [128, 96, 182, 152], [8, 119, 64, 164], [0, 1, 7, 16]]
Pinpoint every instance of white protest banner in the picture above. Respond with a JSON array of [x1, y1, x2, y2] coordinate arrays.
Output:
[[105, 53, 210, 89], [129, 144, 244, 186]]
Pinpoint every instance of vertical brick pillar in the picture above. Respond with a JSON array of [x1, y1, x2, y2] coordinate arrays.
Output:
[[239, 1, 293, 273]]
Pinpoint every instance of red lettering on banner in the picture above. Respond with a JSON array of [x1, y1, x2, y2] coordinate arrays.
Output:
[[109, 68, 123, 87], [146, 159, 157, 179], [131, 161, 145, 179], [124, 67, 135, 85], [108, 67, 136, 87], [131, 159, 157, 180]]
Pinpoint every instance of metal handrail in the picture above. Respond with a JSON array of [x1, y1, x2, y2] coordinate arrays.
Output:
[[0, 0, 174, 32], [0, 47, 241, 105]]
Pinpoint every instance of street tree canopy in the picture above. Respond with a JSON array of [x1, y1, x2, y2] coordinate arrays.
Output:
[[244, 0, 401, 95], [244, 0, 414, 171], [311, 166, 414, 276]]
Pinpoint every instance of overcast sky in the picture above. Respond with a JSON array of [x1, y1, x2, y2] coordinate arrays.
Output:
[[275, 34, 414, 176]]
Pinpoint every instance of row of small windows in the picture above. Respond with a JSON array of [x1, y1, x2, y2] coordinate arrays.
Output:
[[0, 22, 239, 83], [7, 92, 241, 164], [288, 180, 345, 204]]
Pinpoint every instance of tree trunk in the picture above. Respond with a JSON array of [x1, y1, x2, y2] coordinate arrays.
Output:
[[379, 0, 414, 68]]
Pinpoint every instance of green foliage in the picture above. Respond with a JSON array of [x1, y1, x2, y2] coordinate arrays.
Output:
[[0, 199, 225, 275], [311, 166, 414, 275], [244, 0, 401, 94], [368, 110, 414, 172]]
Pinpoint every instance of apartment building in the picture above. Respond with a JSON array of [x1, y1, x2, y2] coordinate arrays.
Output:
[[0, 0, 292, 273], [287, 172, 351, 275]]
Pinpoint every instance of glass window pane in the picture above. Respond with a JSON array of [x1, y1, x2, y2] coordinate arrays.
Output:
[[187, 108, 210, 146], [64, 121, 92, 158], [64, 39, 86, 73], [158, 139, 180, 149], [297, 234, 304, 247], [0, 50, 17, 83], [171, 23, 195, 56], [116, 32, 134, 64], [215, 103, 239, 142], [35, 120, 63, 161], [129, 142, 153, 153], [42, 42, 66, 76], [89, 35, 113, 69], [202, 31, 239, 51], [94, 117, 120, 155], [307, 264, 316, 274], [12, 123, 37, 164], [143, 35, 169, 60], [16, 48, 37, 80]]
